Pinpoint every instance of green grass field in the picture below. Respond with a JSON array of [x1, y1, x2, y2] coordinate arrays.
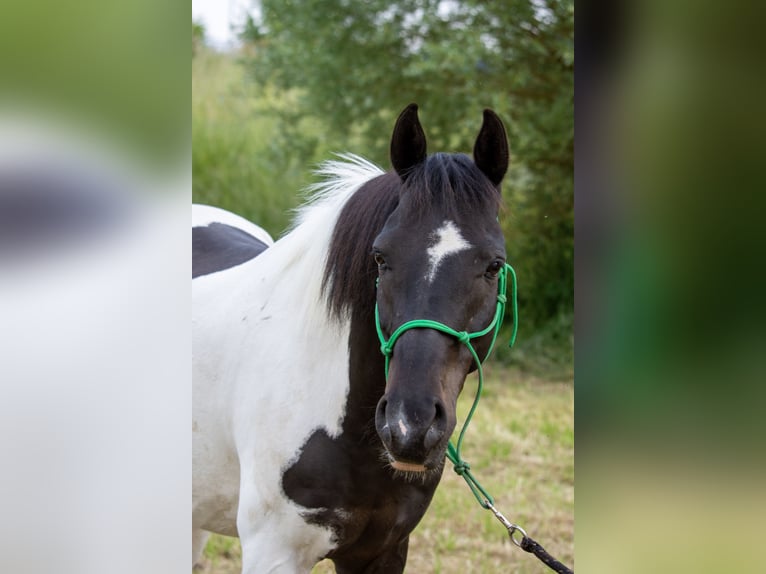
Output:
[[194, 366, 573, 574]]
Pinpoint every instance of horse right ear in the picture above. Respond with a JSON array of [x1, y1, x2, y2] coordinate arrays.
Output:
[[390, 103, 427, 181], [473, 109, 509, 187]]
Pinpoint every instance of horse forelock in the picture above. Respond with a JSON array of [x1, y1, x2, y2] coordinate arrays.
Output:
[[405, 153, 502, 220]]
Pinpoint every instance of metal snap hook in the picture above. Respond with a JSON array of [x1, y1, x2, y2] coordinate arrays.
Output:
[[507, 523, 528, 548], [485, 500, 527, 547]]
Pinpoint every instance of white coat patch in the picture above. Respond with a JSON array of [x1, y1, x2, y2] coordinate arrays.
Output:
[[425, 220, 471, 282]]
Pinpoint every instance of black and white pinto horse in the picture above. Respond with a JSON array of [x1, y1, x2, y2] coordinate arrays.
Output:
[[192, 104, 509, 572]]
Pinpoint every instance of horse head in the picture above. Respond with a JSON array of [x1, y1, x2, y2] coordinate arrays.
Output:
[[373, 104, 509, 473]]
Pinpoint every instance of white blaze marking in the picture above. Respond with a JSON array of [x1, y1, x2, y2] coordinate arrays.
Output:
[[398, 419, 408, 436], [425, 220, 471, 282]]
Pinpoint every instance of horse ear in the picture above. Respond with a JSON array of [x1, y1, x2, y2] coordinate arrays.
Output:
[[473, 109, 509, 187], [390, 103, 427, 181]]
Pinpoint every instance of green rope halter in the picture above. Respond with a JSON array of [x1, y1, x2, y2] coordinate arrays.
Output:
[[374, 263, 518, 507]]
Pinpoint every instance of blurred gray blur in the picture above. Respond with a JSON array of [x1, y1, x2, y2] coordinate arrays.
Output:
[[0, 1, 188, 572]]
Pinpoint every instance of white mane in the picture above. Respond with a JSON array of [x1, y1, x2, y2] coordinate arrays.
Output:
[[288, 153, 384, 232], [259, 153, 384, 327]]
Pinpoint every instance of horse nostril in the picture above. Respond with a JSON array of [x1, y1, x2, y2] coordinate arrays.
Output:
[[376, 398, 388, 420], [423, 426, 440, 451], [375, 399, 392, 446], [423, 399, 447, 451], [433, 400, 445, 423]]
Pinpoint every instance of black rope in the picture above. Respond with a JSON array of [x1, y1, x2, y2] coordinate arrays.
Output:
[[519, 534, 573, 574], [485, 501, 573, 574]]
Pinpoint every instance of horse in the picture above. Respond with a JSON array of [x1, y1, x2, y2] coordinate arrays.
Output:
[[192, 103, 510, 573]]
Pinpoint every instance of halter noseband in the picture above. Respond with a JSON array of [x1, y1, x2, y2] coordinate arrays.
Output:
[[373, 263, 518, 505], [374, 263, 517, 373]]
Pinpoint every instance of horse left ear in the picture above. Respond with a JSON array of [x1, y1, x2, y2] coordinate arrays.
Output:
[[473, 109, 509, 187], [390, 103, 427, 181]]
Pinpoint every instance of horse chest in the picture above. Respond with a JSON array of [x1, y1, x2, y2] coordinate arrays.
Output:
[[282, 427, 439, 561]]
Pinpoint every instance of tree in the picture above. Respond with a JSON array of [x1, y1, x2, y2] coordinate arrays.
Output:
[[244, 0, 573, 334], [192, 19, 206, 57]]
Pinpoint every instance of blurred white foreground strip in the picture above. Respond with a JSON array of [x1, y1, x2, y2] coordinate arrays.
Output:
[[0, 115, 189, 574]]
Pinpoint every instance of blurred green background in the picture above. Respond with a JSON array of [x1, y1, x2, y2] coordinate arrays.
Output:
[[192, 0, 574, 378], [1, 0, 187, 169]]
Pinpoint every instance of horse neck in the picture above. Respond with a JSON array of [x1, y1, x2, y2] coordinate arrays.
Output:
[[340, 305, 388, 443]]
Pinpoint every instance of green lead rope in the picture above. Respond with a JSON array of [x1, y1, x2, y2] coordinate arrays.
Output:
[[374, 263, 518, 507]]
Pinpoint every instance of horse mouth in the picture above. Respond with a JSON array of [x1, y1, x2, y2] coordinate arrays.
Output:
[[389, 459, 428, 473]]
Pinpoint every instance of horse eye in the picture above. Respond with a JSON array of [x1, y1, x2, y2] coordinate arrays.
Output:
[[485, 260, 503, 277], [373, 252, 386, 267]]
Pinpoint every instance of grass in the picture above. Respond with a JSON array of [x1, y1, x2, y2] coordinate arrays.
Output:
[[193, 365, 574, 573]]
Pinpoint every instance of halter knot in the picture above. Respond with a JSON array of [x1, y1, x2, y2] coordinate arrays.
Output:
[[455, 331, 471, 345], [496, 294, 507, 304], [380, 344, 392, 357], [453, 460, 471, 476]]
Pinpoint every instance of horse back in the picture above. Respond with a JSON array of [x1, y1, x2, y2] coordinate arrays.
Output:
[[192, 204, 273, 279]]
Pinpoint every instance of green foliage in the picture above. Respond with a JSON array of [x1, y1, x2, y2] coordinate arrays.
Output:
[[496, 311, 574, 380], [192, 49, 334, 237], [1, 0, 187, 167], [193, 19, 206, 56], [245, 0, 573, 335], [239, 14, 264, 45]]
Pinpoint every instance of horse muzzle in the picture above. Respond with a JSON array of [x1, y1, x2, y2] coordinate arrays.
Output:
[[374, 394, 451, 471]]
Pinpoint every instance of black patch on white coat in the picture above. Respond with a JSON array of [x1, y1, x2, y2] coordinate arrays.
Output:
[[283, 172, 445, 573], [192, 222, 269, 279], [283, 163, 502, 571], [281, 305, 440, 573]]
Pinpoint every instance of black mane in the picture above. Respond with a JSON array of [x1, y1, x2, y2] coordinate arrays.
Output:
[[322, 153, 501, 322]]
